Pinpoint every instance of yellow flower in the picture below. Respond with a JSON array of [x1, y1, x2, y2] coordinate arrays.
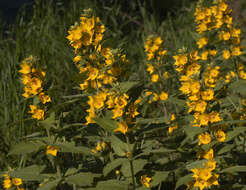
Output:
[[191, 168, 212, 181], [152, 93, 159, 101], [12, 178, 22, 186], [28, 105, 44, 120], [3, 174, 12, 189], [197, 37, 208, 48], [87, 67, 99, 81], [195, 100, 207, 113], [198, 132, 211, 145], [173, 54, 188, 67], [201, 51, 209, 60], [206, 160, 216, 171], [222, 31, 231, 41], [114, 121, 128, 135], [145, 91, 152, 96], [46, 145, 59, 156], [203, 148, 214, 160], [209, 111, 221, 123], [19, 62, 31, 74], [160, 91, 168, 101], [140, 175, 151, 188], [73, 55, 82, 63], [201, 89, 214, 101], [91, 141, 106, 153], [112, 108, 124, 119], [146, 64, 154, 74], [186, 63, 201, 76], [168, 123, 178, 134], [223, 50, 231, 60], [151, 74, 159, 83], [216, 130, 226, 142], [209, 49, 217, 56], [93, 92, 107, 109], [231, 46, 242, 56], [197, 22, 207, 33], [163, 72, 169, 79], [114, 95, 128, 108], [38, 92, 51, 104], [80, 81, 88, 90]]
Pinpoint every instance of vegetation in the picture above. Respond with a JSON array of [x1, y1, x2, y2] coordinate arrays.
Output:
[[1, 0, 246, 190]]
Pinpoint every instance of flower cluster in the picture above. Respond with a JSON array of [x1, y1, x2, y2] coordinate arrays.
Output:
[[182, 0, 246, 188], [91, 141, 106, 153], [67, 9, 134, 132], [19, 55, 51, 120], [190, 160, 219, 190], [2, 174, 23, 190]]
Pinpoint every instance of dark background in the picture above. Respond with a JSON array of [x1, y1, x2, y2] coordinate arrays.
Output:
[[0, 0, 194, 24], [0, 0, 34, 22]]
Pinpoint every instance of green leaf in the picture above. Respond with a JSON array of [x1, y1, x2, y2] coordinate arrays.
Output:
[[55, 142, 91, 155], [66, 172, 101, 187], [96, 179, 129, 190], [119, 81, 139, 92], [151, 171, 169, 187], [184, 125, 204, 140], [136, 116, 168, 124], [229, 79, 246, 95], [65, 168, 79, 177], [94, 117, 118, 133], [110, 135, 128, 156], [8, 141, 45, 155], [121, 159, 148, 177], [221, 166, 246, 173], [103, 158, 127, 176], [217, 144, 234, 155], [37, 179, 60, 190], [225, 127, 246, 142], [175, 174, 192, 190], [39, 112, 56, 129], [9, 165, 45, 181], [186, 160, 207, 170]]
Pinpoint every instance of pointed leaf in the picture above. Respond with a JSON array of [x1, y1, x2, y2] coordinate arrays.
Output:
[[66, 172, 101, 187], [94, 117, 118, 133], [175, 174, 192, 190], [119, 81, 139, 92], [225, 127, 246, 142], [221, 166, 246, 173], [9, 165, 45, 181], [8, 141, 44, 155], [151, 171, 169, 187], [110, 135, 128, 156], [96, 179, 128, 190], [121, 159, 148, 177], [37, 179, 60, 190], [103, 158, 127, 176]]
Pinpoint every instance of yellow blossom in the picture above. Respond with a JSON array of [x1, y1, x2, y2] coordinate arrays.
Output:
[[198, 132, 211, 145], [12, 178, 22, 186], [197, 37, 208, 48], [160, 91, 168, 101], [46, 145, 59, 156], [216, 129, 226, 142], [114, 121, 128, 135], [151, 74, 159, 83], [223, 50, 231, 60], [169, 123, 178, 134], [140, 175, 151, 188], [3, 174, 12, 189]]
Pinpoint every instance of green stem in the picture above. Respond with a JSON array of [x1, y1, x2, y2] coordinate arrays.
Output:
[[126, 135, 136, 189]]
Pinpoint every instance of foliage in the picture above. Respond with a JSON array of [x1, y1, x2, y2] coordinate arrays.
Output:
[[1, 0, 246, 190]]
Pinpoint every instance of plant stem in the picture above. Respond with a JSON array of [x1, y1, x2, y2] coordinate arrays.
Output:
[[126, 135, 136, 189]]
